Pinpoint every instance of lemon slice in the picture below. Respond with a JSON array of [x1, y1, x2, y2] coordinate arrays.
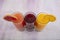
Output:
[[45, 15, 56, 22], [36, 13, 50, 24]]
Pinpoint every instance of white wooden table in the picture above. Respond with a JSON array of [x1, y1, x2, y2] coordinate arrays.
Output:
[[0, 0, 60, 40]]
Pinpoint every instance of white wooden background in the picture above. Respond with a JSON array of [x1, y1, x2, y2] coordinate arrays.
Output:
[[0, 0, 60, 40]]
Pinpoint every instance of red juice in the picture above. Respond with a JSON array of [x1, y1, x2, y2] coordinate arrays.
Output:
[[24, 12, 36, 23], [24, 12, 36, 31]]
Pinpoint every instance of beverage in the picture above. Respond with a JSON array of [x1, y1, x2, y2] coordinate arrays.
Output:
[[4, 12, 26, 31], [34, 12, 56, 31], [24, 12, 36, 31]]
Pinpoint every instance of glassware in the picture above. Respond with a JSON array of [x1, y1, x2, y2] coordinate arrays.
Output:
[[4, 12, 26, 31], [24, 12, 36, 32], [34, 12, 56, 31]]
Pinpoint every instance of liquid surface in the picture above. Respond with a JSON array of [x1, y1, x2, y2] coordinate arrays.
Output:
[[24, 12, 36, 23]]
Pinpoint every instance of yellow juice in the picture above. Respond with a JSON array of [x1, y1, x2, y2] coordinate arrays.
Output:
[[34, 12, 56, 31]]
